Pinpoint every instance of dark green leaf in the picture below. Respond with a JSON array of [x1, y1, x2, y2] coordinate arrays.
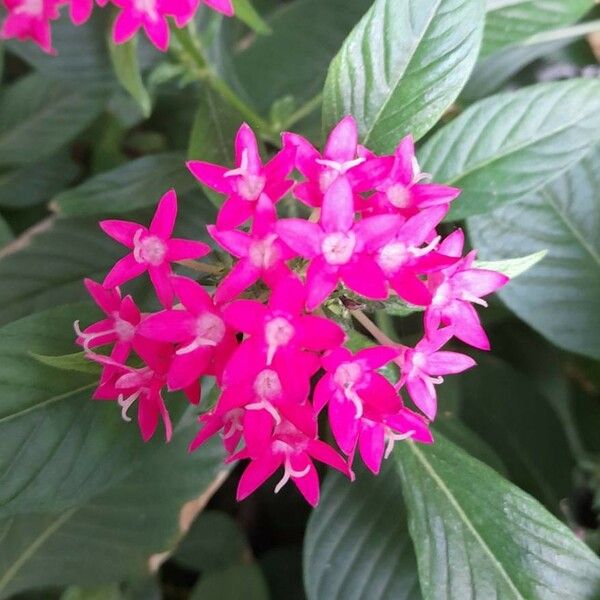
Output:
[[232, 0, 272, 35], [51, 153, 194, 216], [108, 37, 152, 118], [419, 79, 600, 220], [0, 419, 226, 598], [468, 145, 600, 359], [304, 462, 421, 600], [396, 435, 600, 599], [323, 0, 485, 151], [190, 564, 269, 600], [0, 74, 105, 169], [473, 250, 546, 279], [0, 215, 12, 249], [30, 351, 101, 376]]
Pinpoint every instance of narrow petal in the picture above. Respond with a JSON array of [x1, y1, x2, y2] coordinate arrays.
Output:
[[84, 278, 120, 314], [70, 0, 93, 25], [243, 409, 274, 454], [282, 132, 320, 178], [138, 394, 159, 442], [390, 270, 431, 306], [187, 161, 230, 194], [167, 348, 211, 390], [426, 351, 476, 376], [222, 300, 267, 335], [386, 408, 433, 444], [341, 256, 387, 300], [356, 345, 399, 369], [406, 376, 437, 420], [263, 146, 295, 187], [252, 194, 277, 238], [150, 189, 177, 237], [138, 310, 196, 342], [324, 115, 358, 162], [313, 375, 334, 413], [149, 264, 174, 308], [296, 315, 345, 350], [203, 0, 234, 16], [100, 220, 142, 248], [445, 301, 490, 351], [207, 225, 252, 257], [358, 424, 385, 474], [237, 454, 281, 501], [189, 414, 224, 452], [439, 229, 464, 257], [216, 196, 255, 230], [412, 183, 461, 206], [276, 219, 322, 258], [305, 257, 338, 311], [214, 259, 261, 304], [354, 214, 403, 252], [235, 123, 261, 173], [104, 253, 146, 288], [268, 274, 305, 315], [321, 176, 355, 233], [291, 458, 320, 507], [329, 397, 360, 455], [360, 374, 401, 413], [171, 276, 214, 313], [142, 15, 169, 51], [167, 239, 210, 261], [307, 439, 349, 474], [390, 135, 416, 183], [113, 9, 140, 44], [452, 269, 509, 298]]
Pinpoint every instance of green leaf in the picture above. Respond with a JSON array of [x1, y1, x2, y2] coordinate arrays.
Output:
[[174, 511, 248, 572], [0, 151, 81, 208], [232, 0, 272, 35], [61, 585, 122, 600], [396, 434, 600, 599], [467, 145, 600, 359], [482, 0, 594, 57], [0, 420, 226, 599], [108, 37, 152, 118], [0, 74, 105, 169], [0, 215, 12, 249], [51, 153, 194, 216], [304, 463, 421, 600], [233, 0, 371, 114], [322, 0, 485, 151], [190, 564, 269, 600], [0, 304, 162, 518], [30, 351, 101, 376], [418, 79, 600, 220], [456, 356, 575, 511], [473, 249, 546, 279]]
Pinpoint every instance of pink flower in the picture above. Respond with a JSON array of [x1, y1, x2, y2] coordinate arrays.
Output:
[[187, 124, 296, 229], [276, 177, 402, 310], [397, 328, 475, 420], [208, 194, 294, 304], [110, 0, 198, 51], [67, 0, 97, 24], [75, 278, 141, 383], [100, 189, 210, 308], [222, 275, 345, 366], [375, 206, 455, 305], [137, 276, 237, 391], [202, 0, 233, 14], [425, 229, 509, 350], [367, 135, 460, 218], [313, 345, 399, 456], [284, 115, 385, 209], [232, 412, 350, 506], [189, 404, 245, 454], [0, 0, 63, 54]]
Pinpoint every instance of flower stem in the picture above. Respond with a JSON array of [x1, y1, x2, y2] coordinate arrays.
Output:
[[178, 259, 224, 275], [171, 25, 279, 145], [281, 93, 323, 130], [350, 308, 398, 347]]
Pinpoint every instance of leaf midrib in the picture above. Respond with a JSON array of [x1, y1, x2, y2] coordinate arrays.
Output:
[[405, 441, 527, 599]]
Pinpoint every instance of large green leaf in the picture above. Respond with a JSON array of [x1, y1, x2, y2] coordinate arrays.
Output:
[[0, 418, 226, 598], [0, 216, 12, 250], [0, 304, 165, 518], [51, 154, 194, 216], [233, 0, 371, 114], [418, 79, 600, 220], [396, 435, 600, 599], [456, 356, 574, 511], [0, 74, 105, 169], [0, 151, 81, 208], [190, 565, 269, 600], [467, 145, 600, 359], [323, 0, 484, 152], [481, 0, 594, 58], [304, 463, 421, 600]]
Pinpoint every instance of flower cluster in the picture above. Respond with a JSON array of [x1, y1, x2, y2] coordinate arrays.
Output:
[[76, 116, 508, 506], [0, 0, 232, 53]]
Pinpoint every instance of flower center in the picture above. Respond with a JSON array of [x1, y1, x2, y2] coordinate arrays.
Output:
[[431, 281, 452, 307], [133, 231, 167, 266], [249, 234, 279, 270], [134, 0, 158, 19], [316, 157, 365, 193], [237, 175, 266, 201], [253, 368, 283, 401], [334, 361, 364, 418], [114, 316, 136, 342], [265, 317, 295, 365], [377, 241, 408, 276], [322, 231, 356, 265], [14, 0, 43, 15], [176, 313, 226, 355], [386, 183, 411, 208]]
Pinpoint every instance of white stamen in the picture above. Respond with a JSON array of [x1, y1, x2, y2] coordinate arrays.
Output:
[[384, 429, 415, 459], [265, 317, 295, 365], [74, 320, 117, 352], [176, 313, 226, 355], [246, 399, 282, 425], [117, 391, 141, 422], [274, 455, 310, 494], [316, 157, 365, 173], [14, 0, 43, 15]]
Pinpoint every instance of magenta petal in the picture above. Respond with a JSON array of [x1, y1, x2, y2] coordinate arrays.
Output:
[[296, 315, 345, 350], [321, 177, 355, 233], [207, 225, 252, 258], [324, 115, 358, 162], [391, 135, 416, 183], [222, 300, 267, 335], [189, 415, 224, 452], [84, 278, 120, 313], [235, 123, 262, 173], [138, 394, 159, 442], [354, 214, 403, 252], [142, 15, 169, 51], [216, 196, 255, 230], [187, 161, 230, 194], [264, 145, 295, 184], [222, 339, 264, 387], [100, 220, 142, 248], [237, 454, 281, 501], [168, 348, 212, 390], [171, 276, 214, 313], [214, 259, 261, 304], [426, 351, 476, 376], [113, 9, 140, 44], [243, 409, 274, 454], [167, 238, 210, 261], [452, 269, 509, 298], [329, 397, 360, 455], [341, 256, 387, 300], [400, 205, 448, 245], [407, 377, 437, 420], [70, 0, 93, 25], [104, 253, 146, 288], [386, 408, 433, 444], [412, 183, 461, 206], [268, 274, 305, 315], [150, 189, 177, 237], [203, 0, 234, 16], [276, 219, 322, 258], [305, 257, 338, 311], [356, 345, 399, 369], [390, 270, 432, 306], [313, 375, 334, 413], [360, 374, 400, 413], [283, 132, 320, 178], [149, 264, 174, 308], [291, 458, 320, 506], [446, 301, 490, 350], [439, 229, 465, 257], [359, 424, 385, 474], [307, 439, 349, 474], [138, 310, 196, 342]]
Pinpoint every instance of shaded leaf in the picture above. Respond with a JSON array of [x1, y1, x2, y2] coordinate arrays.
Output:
[[30, 351, 101, 376], [190, 564, 269, 600], [232, 0, 272, 35], [419, 79, 600, 220], [0, 216, 12, 249], [323, 0, 484, 151], [474, 249, 546, 279], [468, 145, 600, 358]]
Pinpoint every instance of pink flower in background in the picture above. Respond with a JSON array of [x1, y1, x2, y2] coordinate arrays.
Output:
[[397, 328, 475, 420], [0, 0, 63, 53], [100, 189, 210, 308], [222, 275, 345, 366], [277, 177, 402, 309], [188, 124, 295, 229], [208, 195, 294, 304], [284, 115, 385, 209], [67, 0, 96, 25], [202, 0, 233, 14], [367, 135, 460, 218], [138, 276, 236, 391], [425, 229, 509, 350]]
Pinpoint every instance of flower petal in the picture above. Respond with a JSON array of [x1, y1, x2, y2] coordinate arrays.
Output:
[[276, 219, 322, 258], [296, 315, 345, 350], [341, 256, 387, 300], [237, 454, 281, 501], [406, 376, 438, 420], [171, 276, 214, 313], [150, 189, 177, 237], [100, 220, 142, 248], [104, 253, 146, 288], [222, 299, 267, 335], [235, 123, 262, 174], [358, 423, 385, 474], [186, 161, 230, 194], [324, 115, 358, 162], [305, 257, 338, 310], [321, 176, 355, 233], [214, 259, 261, 304], [426, 351, 476, 376]]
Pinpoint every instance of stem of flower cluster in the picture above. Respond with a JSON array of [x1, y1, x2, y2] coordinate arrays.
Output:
[[350, 308, 398, 347], [171, 25, 279, 146], [178, 259, 224, 275]]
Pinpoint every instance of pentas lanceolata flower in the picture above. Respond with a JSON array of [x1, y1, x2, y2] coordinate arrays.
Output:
[[76, 116, 508, 506], [0, 0, 232, 53]]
